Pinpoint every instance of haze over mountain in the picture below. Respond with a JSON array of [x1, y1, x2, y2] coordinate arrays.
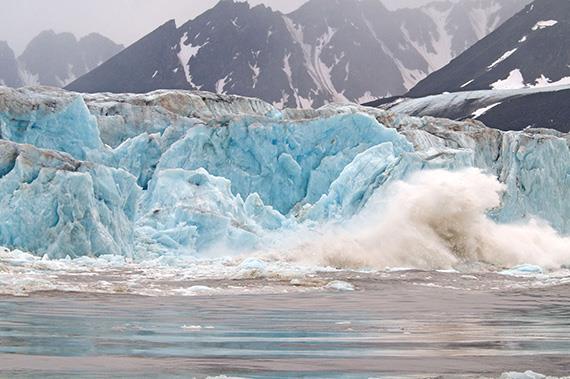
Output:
[[0, 42, 22, 87], [0, 31, 123, 88], [67, 0, 529, 108]]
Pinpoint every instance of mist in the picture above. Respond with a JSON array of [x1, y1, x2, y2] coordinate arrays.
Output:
[[285, 169, 570, 271], [1, 0, 436, 54]]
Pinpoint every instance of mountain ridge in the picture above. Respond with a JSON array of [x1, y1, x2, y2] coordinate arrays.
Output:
[[67, 0, 528, 108], [407, 0, 570, 97], [0, 31, 123, 88]]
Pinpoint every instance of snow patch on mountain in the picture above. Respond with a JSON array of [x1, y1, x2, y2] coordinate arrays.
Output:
[[177, 32, 206, 87], [492, 70, 570, 90], [491, 69, 525, 90], [488, 48, 518, 70], [532, 20, 558, 30], [472, 102, 502, 118]]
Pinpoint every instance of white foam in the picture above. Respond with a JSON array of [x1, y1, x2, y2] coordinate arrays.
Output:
[[286, 169, 570, 271]]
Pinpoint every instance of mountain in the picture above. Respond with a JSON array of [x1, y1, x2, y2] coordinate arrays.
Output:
[[0, 42, 22, 87], [67, 0, 528, 108], [366, 85, 570, 133], [408, 0, 570, 97], [17, 31, 124, 87]]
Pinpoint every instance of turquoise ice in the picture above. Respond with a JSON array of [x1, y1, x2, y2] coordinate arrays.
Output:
[[0, 86, 568, 258]]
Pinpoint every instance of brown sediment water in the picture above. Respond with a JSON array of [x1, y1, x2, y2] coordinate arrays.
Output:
[[0, 271, 569, 378]]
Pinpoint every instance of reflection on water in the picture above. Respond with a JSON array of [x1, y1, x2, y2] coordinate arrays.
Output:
[[0, 273, 569, 378]]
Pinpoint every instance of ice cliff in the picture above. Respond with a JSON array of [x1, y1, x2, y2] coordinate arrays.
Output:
[[0, 86, 568, 262]]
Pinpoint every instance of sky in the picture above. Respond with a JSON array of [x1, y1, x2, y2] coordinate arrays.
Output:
[[1, 0, 434, 54]]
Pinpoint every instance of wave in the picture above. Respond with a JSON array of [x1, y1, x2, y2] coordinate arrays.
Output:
[[286, 169, 570, 270]]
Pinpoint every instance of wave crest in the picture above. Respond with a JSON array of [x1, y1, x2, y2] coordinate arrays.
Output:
[[289, 169, 570, 270]]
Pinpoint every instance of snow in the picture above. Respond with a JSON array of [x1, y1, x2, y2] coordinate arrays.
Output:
[[461, 79, 474, 88], [518, 35, 527, 43], [410, 4, 454, 73], [0, 86, 569, 266], [177, 32, 206, 87], [215, 75, 230, 94], [356, 91, 376, 104], [487, 48, 517, 70], [17, 68, 40, 87], [469, 2, 501, 39], [491, 69, 525, 90], [532, 75, 570, 88], [283, 16, 348, 104], [249, 63, 260, 88], [532, 20, 558, 31], [491, 70, 570, 91], [471, 102, 501, 118]]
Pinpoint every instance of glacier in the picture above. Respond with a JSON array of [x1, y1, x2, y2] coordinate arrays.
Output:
[[0, 86, 568, 267]]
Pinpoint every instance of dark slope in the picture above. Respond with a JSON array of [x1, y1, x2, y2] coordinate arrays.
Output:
[[408, 0, 570, 97]]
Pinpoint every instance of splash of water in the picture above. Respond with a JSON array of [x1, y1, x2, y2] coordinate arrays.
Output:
[[288, 169, 570, 270]]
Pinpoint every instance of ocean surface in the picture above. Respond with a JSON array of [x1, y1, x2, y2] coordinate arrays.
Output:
[[1, 266, 569, 378]]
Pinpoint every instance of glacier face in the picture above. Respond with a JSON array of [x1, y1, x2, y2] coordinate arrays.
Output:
[[0, 86, 568, 263], [0, 140, 138, 258]]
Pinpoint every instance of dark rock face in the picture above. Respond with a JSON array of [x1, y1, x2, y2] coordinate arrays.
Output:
[[0, 42, 22, 87], [17, 31, 123, 87], [408, 0, 570, 97], [476, 90, 570, 133], [67, 0, 527, 108]]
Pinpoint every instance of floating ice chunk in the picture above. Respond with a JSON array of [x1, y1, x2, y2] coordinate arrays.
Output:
[[182, 325, 203, 330], [501, 264, 544, 276], [238, 257, 268, 272], [187, 285, 215, 294], [501, 371, 547, 379], [325, 281, 355, 291]]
